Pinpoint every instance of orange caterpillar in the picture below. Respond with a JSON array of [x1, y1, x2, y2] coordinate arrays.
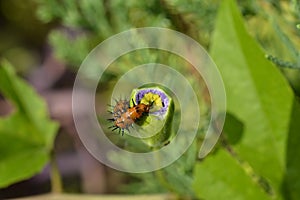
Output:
[[108, 99, 151, 135]]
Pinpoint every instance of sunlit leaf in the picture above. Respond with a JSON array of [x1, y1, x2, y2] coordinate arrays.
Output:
[[194, 149, 270, 200], [194, 0, 296, 199]]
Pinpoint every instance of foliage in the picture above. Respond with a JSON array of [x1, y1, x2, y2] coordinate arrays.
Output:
[[122, 139, 199, 198], [35, 0, 220, 66], [194, 0, 300, 199], [0, 60, 58, 188], [7, 0, 296, 199], [243, 0, 300, 95]]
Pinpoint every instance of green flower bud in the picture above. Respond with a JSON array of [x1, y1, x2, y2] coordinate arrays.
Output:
[[130, 84, 174, 148]]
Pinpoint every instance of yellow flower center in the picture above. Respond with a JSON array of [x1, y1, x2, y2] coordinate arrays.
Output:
[[140, 93, 162, 110]]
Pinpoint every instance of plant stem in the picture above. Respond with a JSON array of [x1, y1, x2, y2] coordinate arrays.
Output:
[[155, 169, 175, 193], [153, 148, 176, 193], [50, 151, 63, 193]]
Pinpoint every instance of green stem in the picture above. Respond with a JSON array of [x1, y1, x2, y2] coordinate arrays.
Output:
[[50, 151, 63, 193], [155, 169, 176, 193], [266, 54, 300, 69], [153, 148, 176, 193]]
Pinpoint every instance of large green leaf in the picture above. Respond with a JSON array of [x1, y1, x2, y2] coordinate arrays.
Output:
[[194, 0, 296, 199], [0, 61, 58, 188], [193, 149, 270, 200]]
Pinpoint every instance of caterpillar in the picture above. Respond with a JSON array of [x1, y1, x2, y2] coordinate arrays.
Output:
[[108, 99, 151, 135]]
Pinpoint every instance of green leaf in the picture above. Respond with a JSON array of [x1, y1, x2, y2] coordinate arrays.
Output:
[[194, 0, 296, 199], [0, 60, 58, 188], [193, 149, 271, 200], [282, 98, 300, 199]]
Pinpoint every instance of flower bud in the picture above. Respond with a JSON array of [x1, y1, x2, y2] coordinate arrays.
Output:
[[130, 85, 174, 148]]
